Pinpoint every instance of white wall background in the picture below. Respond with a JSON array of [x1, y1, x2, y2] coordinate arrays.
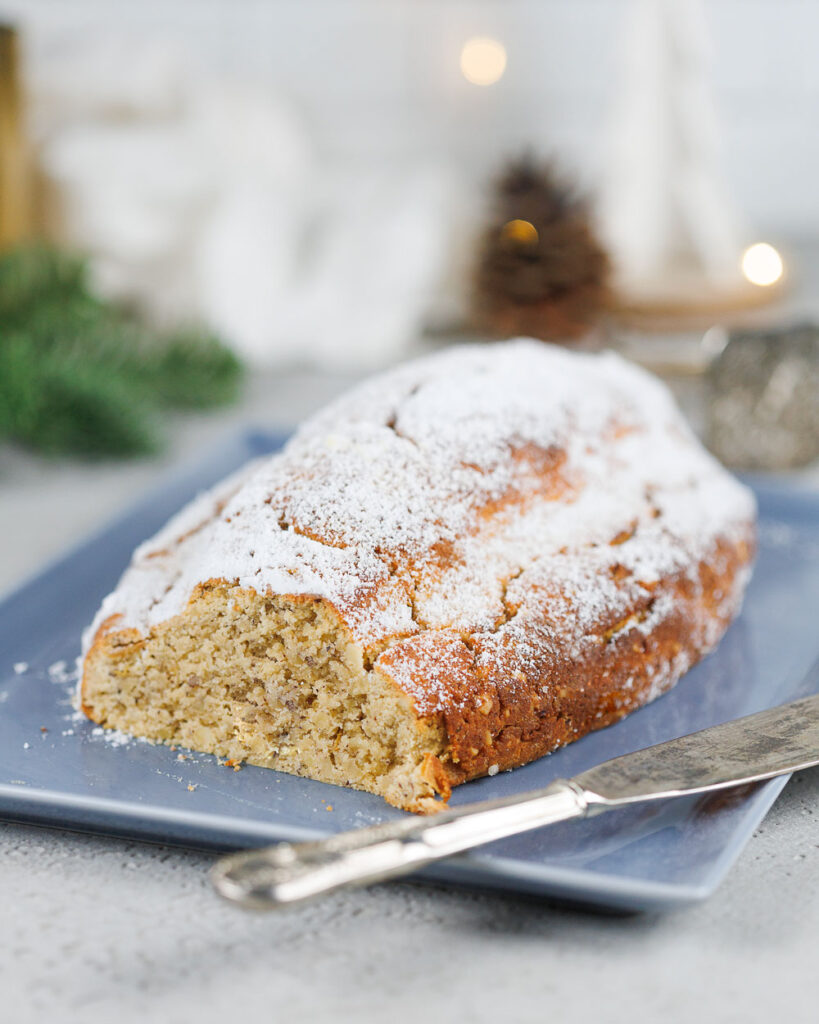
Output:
[[3, 0, 819, 238]]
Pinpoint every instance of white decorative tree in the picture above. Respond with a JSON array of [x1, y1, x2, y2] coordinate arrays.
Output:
[[598, 0, 753, 310]]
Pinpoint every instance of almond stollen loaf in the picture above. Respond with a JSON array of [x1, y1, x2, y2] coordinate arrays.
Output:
[[81, 340, 755, 812]]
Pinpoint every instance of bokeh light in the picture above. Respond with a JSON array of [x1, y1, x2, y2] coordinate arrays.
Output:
[[741, 243, 784, 287], [501, 219, 539, 245], [460, 37, 507, 86]]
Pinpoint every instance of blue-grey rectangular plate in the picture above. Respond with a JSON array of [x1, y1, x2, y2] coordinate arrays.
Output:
[[1, 430, 818, 913]]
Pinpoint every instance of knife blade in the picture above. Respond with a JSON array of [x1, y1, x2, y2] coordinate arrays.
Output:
[[210, 692, 819, 910]]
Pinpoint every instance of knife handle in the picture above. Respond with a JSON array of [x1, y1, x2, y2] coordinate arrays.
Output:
[[210, 780, 588, 910]]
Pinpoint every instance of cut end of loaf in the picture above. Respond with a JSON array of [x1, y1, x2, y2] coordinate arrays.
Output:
[[81, 581, 452, 813]]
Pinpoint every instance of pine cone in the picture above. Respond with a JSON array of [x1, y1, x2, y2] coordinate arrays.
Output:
[[473, 156, 610, 341]]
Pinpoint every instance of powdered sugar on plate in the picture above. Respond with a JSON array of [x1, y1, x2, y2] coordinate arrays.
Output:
[[90, 726, 136, 747]]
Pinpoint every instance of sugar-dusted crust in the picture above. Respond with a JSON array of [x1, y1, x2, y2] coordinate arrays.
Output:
[[81, 340, 755, 810]]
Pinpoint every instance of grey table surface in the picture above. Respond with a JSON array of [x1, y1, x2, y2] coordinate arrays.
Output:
[[1, 351, 818, 1024]]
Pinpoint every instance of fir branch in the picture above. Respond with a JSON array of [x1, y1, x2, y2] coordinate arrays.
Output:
[[0, 332, 158, 457], [121, 329, 243, 410], [0, 245, 243, 458]]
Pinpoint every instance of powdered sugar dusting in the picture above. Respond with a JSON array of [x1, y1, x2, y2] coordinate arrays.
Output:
[[83, 340, 755, 711], [48, 660, 79, 685], [91, 725, 134, 747]]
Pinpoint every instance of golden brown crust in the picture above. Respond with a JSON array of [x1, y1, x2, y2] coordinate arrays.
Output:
[[375, 531, 754, 796]]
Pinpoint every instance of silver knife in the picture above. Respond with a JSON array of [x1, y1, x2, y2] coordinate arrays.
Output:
[[210, 692, 819, 910]]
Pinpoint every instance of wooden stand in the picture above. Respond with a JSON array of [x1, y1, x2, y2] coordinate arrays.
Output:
[[0, 24, 32, 248], [610, 276, 786, 333]]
